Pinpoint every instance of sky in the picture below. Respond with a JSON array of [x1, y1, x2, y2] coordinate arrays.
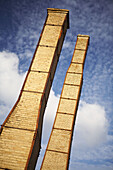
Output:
[[0, 0, 113, 169]]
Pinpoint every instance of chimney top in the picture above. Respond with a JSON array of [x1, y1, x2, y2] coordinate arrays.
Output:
[[47, 8, 69, 29]]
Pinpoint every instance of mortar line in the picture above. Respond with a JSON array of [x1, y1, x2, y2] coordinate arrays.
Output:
[[47, 149, 68, 155], [30, 70, 50, 73], [67, 71, 82, 74], [22, 90, 44, 94], [75, 48, 86, 51], [57, 112, 74, 116], [0, 168, 12, 170], [39, 45, 56, 48], [71, 61, 83, 64], [53, 127, 71, 132], [66, 72, 82, 75], [46, 24, 62, 27], [60, 97, 77, 101], [64, 83, 80, 87], [3, 125, 35, 132]]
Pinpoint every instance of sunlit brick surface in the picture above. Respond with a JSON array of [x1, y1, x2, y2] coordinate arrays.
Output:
[[61, 85, 80, 100], [54, 113, 74, 130], [41, 34, 90, 170], [58, 98, 77, 114], [72, 50, 86, 63], [24, 72, 49, 93], [41, 151, 68, 170], [39, 25, 62, 47], [65, 73, 82, 85], [5, 92, 43, 130], [0, 8, 69, 170], [0, 127, 34, 170], [31, 46, 56, 72], [48, 129, 71, 153], [68, 63, 83, 73], [46, 13, 67, 25], [75, 36, 89, 50]]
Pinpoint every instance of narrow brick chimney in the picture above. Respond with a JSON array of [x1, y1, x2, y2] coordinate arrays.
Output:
[[41, 34, 90, 170], [0, 8, 69, 170]]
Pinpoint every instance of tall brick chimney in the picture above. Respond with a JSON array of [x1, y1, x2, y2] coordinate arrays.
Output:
[[0, 8, 69, 170], [41, 35, 90, 170]]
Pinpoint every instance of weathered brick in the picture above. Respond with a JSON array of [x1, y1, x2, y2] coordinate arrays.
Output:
[[68, 63, 83, 73], [24, 71, 49, 93], [46, 13, 67, 25], [31, 46, 56, 72], [65, 73, 82, 85], [41, 34, 90, 170], [61, 84, 80, 100], [72, 50, 86, 63], [39, 25, 62, 47], [47, 129, 71, 153], [76, 36, 89, 50], [54, 113, 74, 130], [58, 98, 77, 114], [0, 8, 69, 169], [0, 127, 34, 170], [41, 151, 68, 170], [5, 91, 43, 130]]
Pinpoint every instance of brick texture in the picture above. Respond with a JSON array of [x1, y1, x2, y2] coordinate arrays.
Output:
[[41, 34, 90, 170], [0, 8, 69, 170]]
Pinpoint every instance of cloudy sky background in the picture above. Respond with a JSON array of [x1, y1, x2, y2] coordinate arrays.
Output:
[[0, 0, 113, 169]]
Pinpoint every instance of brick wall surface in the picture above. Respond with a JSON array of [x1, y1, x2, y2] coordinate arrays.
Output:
[[41, 34, 90, 170], [0, 8, 69, 170]]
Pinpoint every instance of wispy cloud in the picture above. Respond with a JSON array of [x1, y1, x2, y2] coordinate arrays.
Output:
[[36, 92, 112, 170], [75, 101, 108, 148], [69, 101, 113, 169], [36, 88, 60, 170], [0, 0, 113, 169], [42, 89, 60, 145], [0, 51, 26, 124]]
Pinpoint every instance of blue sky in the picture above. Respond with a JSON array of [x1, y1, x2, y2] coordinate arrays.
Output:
[[0, 0, 113, 169]]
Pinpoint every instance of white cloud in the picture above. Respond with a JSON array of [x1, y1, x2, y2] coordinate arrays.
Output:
[[0, 51, 26, 124], [69, 101, 112, 170], [70, 161, 113, 170], [36, 88, 60, 170], [63, 41, 71, 48], [36, 96, 109, 170], [0, 105, 11, 125], [42, 89, 60, 144], [75, 101, 108, 148]]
